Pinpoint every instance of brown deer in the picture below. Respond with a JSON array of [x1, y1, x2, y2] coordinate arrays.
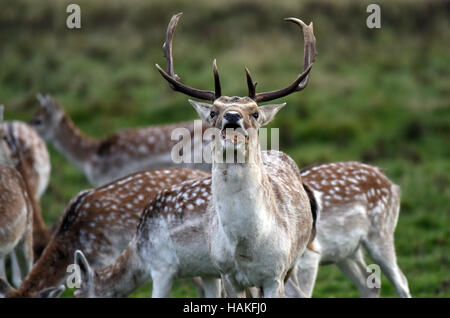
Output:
[[73, 175, 221, 298], [0, 167, 209, 297], [0, 110, 51, 257], [30, 94, 210, 187], [0, 106, 34, 290], [296, 162, 411, 298]]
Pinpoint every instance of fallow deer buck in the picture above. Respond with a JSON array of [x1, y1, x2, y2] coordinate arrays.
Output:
[[0, 109, 51, 257], [31, 94, 210, 187], [0, 106, 34, 291], [75, 14, 315, 297], [154, 12, 318, 298], [0, 167, 209, 297]]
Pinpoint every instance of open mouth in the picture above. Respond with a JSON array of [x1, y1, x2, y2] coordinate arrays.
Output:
[[221, 123, 248, 144]]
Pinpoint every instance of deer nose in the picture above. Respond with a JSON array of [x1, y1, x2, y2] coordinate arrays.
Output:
[[224, 112, 242, 123]]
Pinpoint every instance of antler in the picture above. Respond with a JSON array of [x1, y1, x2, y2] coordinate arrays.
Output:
[[155, 13, 221, 101], [0, 105, 4, 121], [247, 18, 317, 103]]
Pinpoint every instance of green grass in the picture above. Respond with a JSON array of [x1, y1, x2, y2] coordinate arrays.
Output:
[[1, 0, 449, 297]]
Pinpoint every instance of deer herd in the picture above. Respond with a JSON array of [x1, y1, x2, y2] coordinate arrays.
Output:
[[0, 13, 411, 298]]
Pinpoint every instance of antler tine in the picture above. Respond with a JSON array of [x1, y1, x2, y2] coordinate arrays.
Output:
[[0, 105, 4, 121], [245, 67, 257, 99], [213, 59, 221, 99], [162, 12, 182, 82], [253, 18, 317, 103], [286, 18, 317, 89], [156, 13, 219, 101]]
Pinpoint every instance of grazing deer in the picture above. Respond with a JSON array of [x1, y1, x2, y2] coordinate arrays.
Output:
[[0, 111, 51, 258], [30, 94, 210, 187], [73, 176, 222, 298], [296, 162, 411, 298], [0, 107, 34, 290], [0, 168, 209, 297], [154, 13, 317, 297]]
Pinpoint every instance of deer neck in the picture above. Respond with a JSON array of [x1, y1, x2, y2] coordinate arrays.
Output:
[[51, 115, 98, 171], [212, 147, 274, 249]]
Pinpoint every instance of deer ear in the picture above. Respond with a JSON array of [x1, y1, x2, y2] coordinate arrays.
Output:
[[36, 93, 58, 110], [188, 100, 214, 125], [0, 277, 14, 297], [37, 285, 65, 298], [259, 103, 286, 126], [36, 93, 48, 108], [74, 250, 93, 285]]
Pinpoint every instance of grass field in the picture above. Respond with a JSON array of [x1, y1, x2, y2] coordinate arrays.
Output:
[[1, 0, 449, 297]]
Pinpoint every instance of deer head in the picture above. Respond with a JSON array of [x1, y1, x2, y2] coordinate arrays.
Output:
[[30, 93, 65, 140], [156, 13, 317, 163], [0, 277, 65, 298]]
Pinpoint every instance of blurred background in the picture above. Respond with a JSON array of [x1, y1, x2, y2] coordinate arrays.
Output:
[[0, 0, 448, 297]]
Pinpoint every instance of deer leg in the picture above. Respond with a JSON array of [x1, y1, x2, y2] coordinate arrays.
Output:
[[262, 277, 284, 298], [202, 277, 222, 298], [9, 251, 22, 288], [192, 277, 205, 297], [18, 226, 34, 280], [221, 274, 245, 298], [0, 259, 5, 280], [364, 236, 411, 298], [295, 249, 321, 297], [336, 248, 380, 298], [283, 266, 307, 298], [151, 270, 175, 298]]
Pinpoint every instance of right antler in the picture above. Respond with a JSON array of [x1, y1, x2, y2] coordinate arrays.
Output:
[[155, 13, 221, 101], [246, 18, 317, 103]]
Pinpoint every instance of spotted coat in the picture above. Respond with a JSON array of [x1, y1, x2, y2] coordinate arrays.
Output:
[[6, 168, 209, 297]]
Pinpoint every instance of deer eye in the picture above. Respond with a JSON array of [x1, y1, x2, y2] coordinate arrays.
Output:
[[32, 118, 42, 125], [210, 111, 216, 118], [252, 112, 259, 119]]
